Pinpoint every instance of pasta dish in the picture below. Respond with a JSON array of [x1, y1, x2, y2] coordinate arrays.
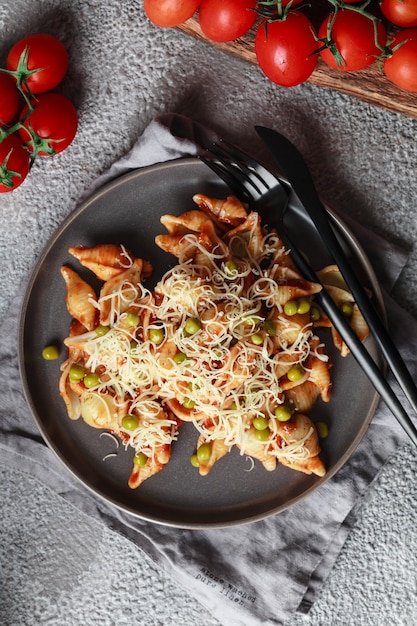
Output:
[[59, 193, 368, 488]]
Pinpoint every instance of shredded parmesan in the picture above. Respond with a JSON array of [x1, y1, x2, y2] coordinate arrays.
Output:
[[62, 205, 331, 482]]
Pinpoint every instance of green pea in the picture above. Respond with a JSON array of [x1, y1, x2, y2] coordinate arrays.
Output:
[[69, 364, 85, 383], [224, 260, 239, 277], [182, 397, 195, 409], [274, 405, 293, 422], [254, 427, 270, 442], [262, 320, 276, 336], [253, 416, 269, 431], [133, 452, 148, 466], [149, 328, 164, 345], [251, 332, 263, 345], [197, 443, 212, 462], [284, 300, 298, 316], [310, 306, 321, 322], [297, 297, 311, 314], [122, 414, 139, 431], [95, 325, 110, 336], [83, 372, 100, 388], [126, 311, 140, 327], [287, 364, 305, 382], [184, 317, 201, 335], [190, 454, 200, 468], [42, 345, 59, 361], [316, 421, 329, 439], [173, 351, 187, 364], [340, 302, 354, 317]]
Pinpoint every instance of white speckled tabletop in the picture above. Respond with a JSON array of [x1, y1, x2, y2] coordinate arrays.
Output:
[[1, 2, 416, 625]]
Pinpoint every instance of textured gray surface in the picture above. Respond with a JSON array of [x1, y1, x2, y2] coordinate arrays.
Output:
[[0, 1, 417, 625]]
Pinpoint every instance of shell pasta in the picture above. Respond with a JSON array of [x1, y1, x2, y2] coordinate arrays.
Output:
[[59, 193, 368, 488]]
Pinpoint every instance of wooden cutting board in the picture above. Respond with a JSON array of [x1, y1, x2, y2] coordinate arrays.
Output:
[[178, 14, 417, 120]]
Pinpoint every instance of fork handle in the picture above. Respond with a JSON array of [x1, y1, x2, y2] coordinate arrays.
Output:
[[280, 229, 417, 446], [295, 186, 417, 418]]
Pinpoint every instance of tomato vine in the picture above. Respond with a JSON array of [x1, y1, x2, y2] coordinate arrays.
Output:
[[0, 34, 78, 192], [143, 0, 417, 93]]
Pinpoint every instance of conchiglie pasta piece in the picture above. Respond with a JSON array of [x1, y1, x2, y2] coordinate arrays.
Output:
[[159, 210, 227, 257], [272, 413, 326, 477], [271, 266, 322, 305], [274, 312, 311, 347], [224, 212, 265, 261], [272, 350, 302, 379], [192, 194, 248, 227], [80, 391, 125, 431], [68, 244, 135, 281], [284, 381, 321, 414], [128, 452, 169, 489], [350, 303, 369, 344], [59, 361, 81, 420], [305, 336, 332, 402], [99, 259, 146, 326], [316, 264, 370, 355], [61, 266, 98, 331], [237, 428, 277, 472], [64, 319, 89, 363], [160, 210, 213, 235], [155, 233, 194, 258], [164, 398, 197, 423], [316, 264, 347, 290], [196, 437, 231, 476]]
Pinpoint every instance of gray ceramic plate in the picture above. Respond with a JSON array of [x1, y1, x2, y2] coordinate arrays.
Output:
[[18, 158, 383, 528]]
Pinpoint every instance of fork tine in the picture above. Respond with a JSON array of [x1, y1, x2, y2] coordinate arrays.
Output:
[[209, 139, 281, 191], [208, 143, 268, 196], [200, 157, 253, 202], [201, 152, 264, 200]]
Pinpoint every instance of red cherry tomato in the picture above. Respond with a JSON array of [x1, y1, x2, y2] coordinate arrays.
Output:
[[144, 0, 200, 27], [380, 0, 417, 27], [0, 74, 20, 125], [199, 0, 258, 42], [6, 33, 68, 94], [255, 12, 318, 87], [319, 10, 387, 72], [384, 28, 417, 92], [0, 134, 30, 192], [19, 93, 78, 156]]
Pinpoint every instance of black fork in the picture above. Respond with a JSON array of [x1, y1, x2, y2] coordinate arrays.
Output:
[[200, 140, 417, 447]]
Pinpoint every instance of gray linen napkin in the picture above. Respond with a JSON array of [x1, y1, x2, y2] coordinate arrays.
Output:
[[0, 114, 413, 626]]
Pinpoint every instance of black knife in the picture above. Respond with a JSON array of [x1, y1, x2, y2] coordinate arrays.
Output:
[[255, 124, 417, 418]]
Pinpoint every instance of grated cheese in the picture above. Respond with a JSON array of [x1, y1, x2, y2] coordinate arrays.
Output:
[[63, 213, 330, 476]]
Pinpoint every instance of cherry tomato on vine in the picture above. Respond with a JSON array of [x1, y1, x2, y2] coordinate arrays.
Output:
[[19, 93, 78, 156], [380, 0, 417, 27], [0, 134, 30, 192], [6, 33, 68, 94], [144, 0, 200, 27], [199, 0, 258, 43], [0, 74, 20, 125], [318, 10, 387, 72], [255, 12, 318, 87], [384, 28, 417, 92]]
